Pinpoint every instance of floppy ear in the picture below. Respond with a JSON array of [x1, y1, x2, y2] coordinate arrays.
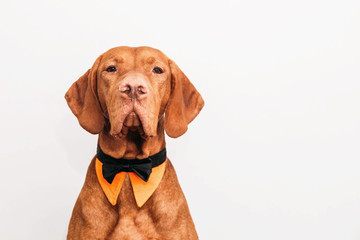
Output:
[[164, 60, 205, 138], [65, 56, 105, 134]]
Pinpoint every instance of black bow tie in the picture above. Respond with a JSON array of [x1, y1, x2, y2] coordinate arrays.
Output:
[[97, 146, 167, 184]]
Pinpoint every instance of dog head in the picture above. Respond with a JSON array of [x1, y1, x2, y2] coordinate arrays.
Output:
[[65, 46, 204, 139]]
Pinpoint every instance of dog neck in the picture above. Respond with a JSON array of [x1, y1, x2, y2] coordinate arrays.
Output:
[[98, 117, 166, 159]]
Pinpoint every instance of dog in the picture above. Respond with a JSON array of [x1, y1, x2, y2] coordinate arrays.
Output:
[[65, 46, 204, 239]]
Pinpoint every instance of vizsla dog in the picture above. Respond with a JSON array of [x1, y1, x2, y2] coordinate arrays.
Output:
[[65, 46, 204, 240]]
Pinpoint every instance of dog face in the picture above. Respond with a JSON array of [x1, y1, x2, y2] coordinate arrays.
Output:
[[65, 46, 204, 139], [97, 47, 172, 139]]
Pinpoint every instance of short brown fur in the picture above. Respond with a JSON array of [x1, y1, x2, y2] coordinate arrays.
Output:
[[65, 47, 204, 239]]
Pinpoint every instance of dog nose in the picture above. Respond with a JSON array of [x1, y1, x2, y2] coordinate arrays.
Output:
[[119, 76, 148, 99]]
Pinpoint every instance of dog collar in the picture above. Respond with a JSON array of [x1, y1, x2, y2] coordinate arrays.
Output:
[[95, 146, 167, 207]]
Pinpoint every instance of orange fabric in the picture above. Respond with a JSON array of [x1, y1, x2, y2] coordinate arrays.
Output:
[[95, 158, 166, 207], [95, 159, 126, 206]]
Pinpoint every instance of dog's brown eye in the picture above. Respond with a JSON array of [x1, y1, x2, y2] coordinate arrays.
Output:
[[106, 66, 117, 72], [152, 67, 163, 74]]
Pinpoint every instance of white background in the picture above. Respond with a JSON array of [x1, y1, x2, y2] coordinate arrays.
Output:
[[1, 0, 359, 239]]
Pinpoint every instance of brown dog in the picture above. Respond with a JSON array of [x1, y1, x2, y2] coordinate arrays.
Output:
[[65, 46, 204, 239]]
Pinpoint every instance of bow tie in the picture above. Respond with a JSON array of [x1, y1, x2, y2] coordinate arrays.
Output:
[[97, 146, 167, 184]]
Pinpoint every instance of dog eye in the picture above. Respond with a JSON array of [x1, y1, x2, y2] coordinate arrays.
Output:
[[106, 66, 117, 72], [152, 67, 163, 74]]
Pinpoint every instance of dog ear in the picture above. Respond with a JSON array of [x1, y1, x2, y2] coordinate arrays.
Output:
[[164, 60, 204, 138], [65, 55, 105, 134]]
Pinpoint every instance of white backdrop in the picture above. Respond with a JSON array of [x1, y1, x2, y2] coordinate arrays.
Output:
[[1, 0, 360, 239]]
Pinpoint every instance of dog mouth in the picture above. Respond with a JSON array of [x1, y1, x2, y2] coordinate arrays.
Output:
[[110, 111, 148, 139], [123, 112, 141, 129]]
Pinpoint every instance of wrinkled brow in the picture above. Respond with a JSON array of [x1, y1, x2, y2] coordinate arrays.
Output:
[[114, 56, 124, 64], [146, 57, 155, 64], [103, 56, 125, 65]]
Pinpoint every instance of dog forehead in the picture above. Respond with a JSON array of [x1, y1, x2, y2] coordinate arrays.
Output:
[[101, 46, 169, 65], [135, 47, 169, 62]]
